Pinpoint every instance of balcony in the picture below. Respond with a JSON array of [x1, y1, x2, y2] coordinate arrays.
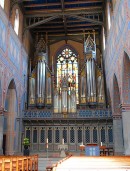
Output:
[[22, 109, 112, 121]]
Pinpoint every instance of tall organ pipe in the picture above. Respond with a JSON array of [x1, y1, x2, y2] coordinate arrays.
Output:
[[92, 60, 96, 97], [91, 59, 94, 96], [86, 60, 90, 100], [89, 60, 92, 98], [36, 52, 46, 106]]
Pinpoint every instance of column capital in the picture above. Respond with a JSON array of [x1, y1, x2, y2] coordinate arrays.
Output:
[[120, 104, 130, 112], [113, 115, 122, 120]]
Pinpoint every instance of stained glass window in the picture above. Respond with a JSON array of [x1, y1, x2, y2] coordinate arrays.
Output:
[[0, 0, 4, 8], [107, 2, 111, 30], [57, 47, 79, 103]]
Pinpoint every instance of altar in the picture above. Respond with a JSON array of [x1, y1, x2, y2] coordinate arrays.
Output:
[[85, 144, 100, 156], [58, 144, 68, 157]]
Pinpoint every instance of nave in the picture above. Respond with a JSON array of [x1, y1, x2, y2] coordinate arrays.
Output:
[[54, 156, 130, 171]]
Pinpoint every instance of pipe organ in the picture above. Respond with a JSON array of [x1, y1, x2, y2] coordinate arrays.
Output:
[[81, 32, 105, 105], [28, 32, 105, 110], [28, 35, 52, 107], [25, 32, 110, 154]]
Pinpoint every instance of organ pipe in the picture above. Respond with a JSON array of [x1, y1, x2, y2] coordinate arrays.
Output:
[[36, 52, 46, 106]]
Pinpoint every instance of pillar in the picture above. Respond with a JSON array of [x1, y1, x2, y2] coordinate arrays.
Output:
[[113, 115, 124, 155], [6, 89, 17, 155], [121, 104, 130, 155], [0, 110, 4, 154]]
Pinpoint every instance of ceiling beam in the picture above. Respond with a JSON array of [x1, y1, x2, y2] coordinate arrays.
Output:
[[24, 6, 102, 15], [36, 23, 97, 29], [25, 10, 103, 18], [32, 27, 99, 33], [68, 15, 103, 25], [24, 0, 103, 8], [49, 36, 83, 45], [61, 0, 67, 35], [41, 17, 101, 24], [25, 15, 60, 29]]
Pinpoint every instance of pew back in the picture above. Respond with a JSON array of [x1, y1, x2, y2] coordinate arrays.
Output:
[[0, 155, 38, 171]]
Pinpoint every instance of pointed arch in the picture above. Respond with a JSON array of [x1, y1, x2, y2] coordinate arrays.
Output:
[[113, 74, 121, 115], [55, 44, 78, 59], [4, 79, 18, 155], [122, 51, 130, 104]]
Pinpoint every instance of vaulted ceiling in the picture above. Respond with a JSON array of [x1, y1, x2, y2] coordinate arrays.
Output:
[[21, 0, 104, 43]]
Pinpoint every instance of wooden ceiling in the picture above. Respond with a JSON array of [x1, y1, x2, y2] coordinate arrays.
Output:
[[21, 0, 104, 43]]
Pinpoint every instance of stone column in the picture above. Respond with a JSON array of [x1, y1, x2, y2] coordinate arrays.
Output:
[[15, 118, 21, 154], [121, 104, 130, 155], [6, 89, 16, 155], [113, 115, 124, 155], [0, 110, 4, 155]]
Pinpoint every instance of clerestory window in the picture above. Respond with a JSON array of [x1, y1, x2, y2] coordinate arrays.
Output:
[[0, 0, 4, 8], [14, 9, 19, 35]]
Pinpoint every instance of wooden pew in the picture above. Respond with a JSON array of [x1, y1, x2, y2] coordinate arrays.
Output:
[[0, 154, 38, 171]]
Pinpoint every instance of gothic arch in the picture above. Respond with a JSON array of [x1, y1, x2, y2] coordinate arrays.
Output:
[[122, 52, 130, 104], [54, 44, 79, 76], [55, 44, 78, 59], [3, 79, 18, 155], [113, 74, 121, 115]]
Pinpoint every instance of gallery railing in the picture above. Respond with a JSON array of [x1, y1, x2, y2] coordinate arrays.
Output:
[[23, 109, 112, 119]]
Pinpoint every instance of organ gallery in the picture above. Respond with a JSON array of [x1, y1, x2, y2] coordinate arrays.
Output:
[[25, 32, 112, 152]]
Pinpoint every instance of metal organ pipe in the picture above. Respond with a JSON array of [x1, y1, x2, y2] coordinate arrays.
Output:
[[36, 53, 46, 106], [32, 78, 35, 99], [37, 62, 39, 98], [42, 61, 44, 98], [86, 60, 90, 100], [92, 59, 95, 96], [39, 61, 41, 98], [89, 60, 92, 98]]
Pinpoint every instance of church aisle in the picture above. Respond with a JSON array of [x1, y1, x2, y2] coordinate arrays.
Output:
[[55, 156, 130, 171]]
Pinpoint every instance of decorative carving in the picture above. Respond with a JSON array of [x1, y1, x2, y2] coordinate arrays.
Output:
[[35, 35, 46, 54]]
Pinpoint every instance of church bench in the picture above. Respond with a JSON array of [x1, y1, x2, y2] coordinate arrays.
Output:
[[0, 155, 38, 171]]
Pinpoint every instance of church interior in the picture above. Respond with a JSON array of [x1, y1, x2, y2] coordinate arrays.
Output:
[[0, 0, 130, 161]]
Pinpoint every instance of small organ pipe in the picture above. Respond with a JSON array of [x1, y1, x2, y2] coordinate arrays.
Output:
[[37, 62, 39, 97]]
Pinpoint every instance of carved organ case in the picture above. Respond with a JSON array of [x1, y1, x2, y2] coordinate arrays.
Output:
[[28, 35, 52, 108], [28, 32, 105, 110], [81, 32, 105, 105]]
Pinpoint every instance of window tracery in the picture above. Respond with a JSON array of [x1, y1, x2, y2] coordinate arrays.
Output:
[[57, 47, 79, 103]]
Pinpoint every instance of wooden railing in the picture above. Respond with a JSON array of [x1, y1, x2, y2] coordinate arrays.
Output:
[[0, 154, 38, 171]]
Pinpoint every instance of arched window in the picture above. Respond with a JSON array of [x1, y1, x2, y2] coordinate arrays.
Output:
[[57, 47, 79, 103], [14, 9, 19, 35], [0, 0, 4, 8], [107, 2, 111, 30], [103, 27, 106, 50]]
